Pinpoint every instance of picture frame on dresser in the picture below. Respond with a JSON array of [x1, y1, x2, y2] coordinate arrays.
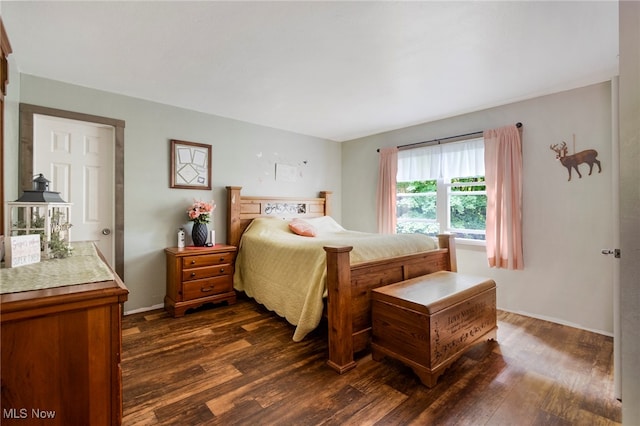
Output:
[[169, 139, 212, 190]]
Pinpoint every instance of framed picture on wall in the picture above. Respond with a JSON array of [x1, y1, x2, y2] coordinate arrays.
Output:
[[170, 139, 212, 189]]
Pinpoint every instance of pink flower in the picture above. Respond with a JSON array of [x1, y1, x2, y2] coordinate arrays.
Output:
[[186, 199, 216, 224]]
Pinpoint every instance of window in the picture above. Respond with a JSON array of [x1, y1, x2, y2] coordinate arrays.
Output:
[[447, 176, 486, 240], [396, 137, 486, 242]]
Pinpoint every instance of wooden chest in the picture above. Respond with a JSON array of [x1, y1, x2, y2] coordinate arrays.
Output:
[[371, 271, 497, 387]]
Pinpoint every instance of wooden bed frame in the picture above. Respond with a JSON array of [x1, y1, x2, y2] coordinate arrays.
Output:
[[226, 186, 457, 374]]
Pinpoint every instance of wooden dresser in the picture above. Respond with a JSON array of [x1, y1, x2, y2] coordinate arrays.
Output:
[[165, 244, 237, 317], [0, 245, 128, 425]]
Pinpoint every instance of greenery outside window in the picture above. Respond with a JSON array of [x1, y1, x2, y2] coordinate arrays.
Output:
[[447, 176, 486, 240], [396, 136, 486, 242], [397, 180, 438, 235], [397, 177, 486, 241]]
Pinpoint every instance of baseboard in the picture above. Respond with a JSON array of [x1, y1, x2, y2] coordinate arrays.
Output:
[[498, 307, 613, 337], [124, 303, 164, 316]]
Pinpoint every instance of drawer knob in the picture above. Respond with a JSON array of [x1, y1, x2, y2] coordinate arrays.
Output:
[[191, 260, 196, 264], [191, 272, 196, 277], [219, 257, 225, 262], [201, 287, 213, 293], [219, 268, 225, 273]]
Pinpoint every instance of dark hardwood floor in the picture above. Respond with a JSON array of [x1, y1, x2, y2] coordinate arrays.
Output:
[[121, 297, 621, 425]]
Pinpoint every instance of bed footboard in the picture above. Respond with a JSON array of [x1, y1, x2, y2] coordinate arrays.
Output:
[[324, 234, 456, 374]]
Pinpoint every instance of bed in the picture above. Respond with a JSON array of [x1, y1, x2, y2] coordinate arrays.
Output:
[[226, 186, 457, 374]]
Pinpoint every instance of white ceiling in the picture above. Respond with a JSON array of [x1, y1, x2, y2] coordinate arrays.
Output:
[[2, 1, 619, 142]]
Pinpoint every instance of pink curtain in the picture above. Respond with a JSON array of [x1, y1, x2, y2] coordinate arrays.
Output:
[[377, 147, 398, 234], [484, 125, 524, 270]]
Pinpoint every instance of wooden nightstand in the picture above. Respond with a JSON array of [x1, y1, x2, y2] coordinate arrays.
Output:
[[165, 244, 237, 317]]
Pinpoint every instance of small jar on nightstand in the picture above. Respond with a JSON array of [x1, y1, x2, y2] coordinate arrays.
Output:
[[164, 244, 237, 317]]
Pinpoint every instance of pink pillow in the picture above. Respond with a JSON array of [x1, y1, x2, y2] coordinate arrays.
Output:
[[289, 219, 317, 237]]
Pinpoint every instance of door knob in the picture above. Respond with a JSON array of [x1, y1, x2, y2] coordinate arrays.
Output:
[[601, 248, 621, 258], [101, 228, 111, 236]]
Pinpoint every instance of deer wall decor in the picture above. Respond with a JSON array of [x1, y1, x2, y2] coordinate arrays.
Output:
[[550, 141, 601, 181]]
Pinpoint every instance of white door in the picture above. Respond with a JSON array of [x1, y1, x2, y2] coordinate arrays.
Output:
[[33, 114, 115, 267]]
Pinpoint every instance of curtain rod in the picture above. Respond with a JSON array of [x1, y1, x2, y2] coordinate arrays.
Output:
[[377, 122, 523, 152]]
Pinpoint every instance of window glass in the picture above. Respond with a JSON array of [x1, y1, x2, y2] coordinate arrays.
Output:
[[397, 180, 438, 235], [448, 176, 486, 240]]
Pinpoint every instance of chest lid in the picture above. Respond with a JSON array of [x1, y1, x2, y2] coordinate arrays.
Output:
[[372, 271, 495, 315]]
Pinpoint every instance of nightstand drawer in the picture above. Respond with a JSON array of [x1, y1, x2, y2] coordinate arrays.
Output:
[[182, 276, 233, 301], [182, 252, 235, 269], [182, 264, 232, 281]]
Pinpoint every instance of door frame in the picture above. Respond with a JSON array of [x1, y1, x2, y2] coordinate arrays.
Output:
[[19, 103, 125, 279]]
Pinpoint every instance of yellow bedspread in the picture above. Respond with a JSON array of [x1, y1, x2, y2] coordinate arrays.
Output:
[[233, 217, 438, 341]]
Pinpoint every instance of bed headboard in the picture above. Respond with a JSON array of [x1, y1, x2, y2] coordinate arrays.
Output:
[[226, 186, 332, 247]]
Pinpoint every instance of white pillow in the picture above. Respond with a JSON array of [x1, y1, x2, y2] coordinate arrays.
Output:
[[302, 216, 345, 233]]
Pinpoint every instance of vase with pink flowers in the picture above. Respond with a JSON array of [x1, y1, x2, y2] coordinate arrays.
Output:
[[187, 199, 215, 246]]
